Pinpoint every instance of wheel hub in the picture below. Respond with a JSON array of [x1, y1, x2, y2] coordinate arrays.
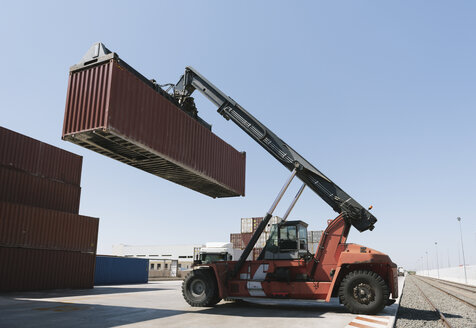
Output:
[[353, 283, 374, 304], [190, 279, 205, 297]]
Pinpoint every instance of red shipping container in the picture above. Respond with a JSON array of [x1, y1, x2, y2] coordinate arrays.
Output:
[[0, 165, 81, 214], [62, 54, 245, 198], [0, 126, 82, 186], [0, 202, 98, 253], [0, 247, 95, 291], [241, 232, 253, 248], [230, 233, 243, 249]]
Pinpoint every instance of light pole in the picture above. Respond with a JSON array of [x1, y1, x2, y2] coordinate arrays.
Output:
[[457, 217, 467, 284], [435, 242, 440, 279], [425, 251, 430, 277]]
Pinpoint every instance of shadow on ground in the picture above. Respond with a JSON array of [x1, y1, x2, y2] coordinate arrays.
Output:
[[396, 305, 462, 322], [0, 285, 173, 299], [0, 297, 350, 328]]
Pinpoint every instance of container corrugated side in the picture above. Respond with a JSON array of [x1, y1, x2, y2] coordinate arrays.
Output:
[[0, 247, 95, 291], [230, 233, 243, 249], [241, 218, 253, 233], [241, 232, 253, 247], [255, 233, 267, 248], [94, 256, 148, 285], [312, 231, 323, 243], [265, 216, 282, 232], [0, 202, 98, 253], [62, 59, 245, 198], [0, 126, 82, 186], [0, 165, 81, 214], [252, 217, 263, 232], [308, 242, 319, 254]]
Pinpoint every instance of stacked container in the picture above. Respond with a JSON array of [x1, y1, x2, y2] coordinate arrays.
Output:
[[307, 230, 323, 255], [231, 216, 282, 260], [0, 126, 99, 291], [230, 215, 323, 260]]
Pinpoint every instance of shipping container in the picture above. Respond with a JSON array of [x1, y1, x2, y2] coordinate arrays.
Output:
[[0, 165, 81, 214], [94, 255, 149, 285], [0, 202, 98, 253], [241, 232, 253, 247], [0, 126, 82, 186], [308, 242, 320, 255], [230, 233, 243, 249], [241, 218, 253, 233], [0, 247, 95, 291], [252, 217, 263, 232], [255, 233, 267, 248], [252, 248, 263, 261], [265, 216, 282, 232], [62, 54, 245, 198], [312, 231, 323, 244]]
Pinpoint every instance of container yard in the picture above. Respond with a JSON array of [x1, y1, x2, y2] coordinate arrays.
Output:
[[1, 2, 475, 327]]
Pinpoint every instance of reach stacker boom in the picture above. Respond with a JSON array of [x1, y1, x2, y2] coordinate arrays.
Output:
[[174, 67, 398, 314]]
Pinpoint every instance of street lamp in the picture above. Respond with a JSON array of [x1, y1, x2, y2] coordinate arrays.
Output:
[[435, 242, 440, 279], [457, 217, 468, 284]]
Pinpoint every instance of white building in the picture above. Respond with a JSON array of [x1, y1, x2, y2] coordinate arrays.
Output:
[[111, 244, 202, 278], [112, 244, 200, 259]]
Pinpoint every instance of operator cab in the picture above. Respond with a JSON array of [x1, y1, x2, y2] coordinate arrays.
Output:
[[260, 220, 309, 260]]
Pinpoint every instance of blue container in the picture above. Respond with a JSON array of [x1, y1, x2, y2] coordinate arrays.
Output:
[[94, 255, 149, 285]]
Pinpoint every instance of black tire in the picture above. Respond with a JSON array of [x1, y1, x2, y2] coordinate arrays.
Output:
[[338, 270, 389, 314], [182, 269, 221, 307]]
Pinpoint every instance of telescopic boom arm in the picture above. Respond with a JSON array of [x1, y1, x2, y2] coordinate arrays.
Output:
[[173, 67, 376, 233]]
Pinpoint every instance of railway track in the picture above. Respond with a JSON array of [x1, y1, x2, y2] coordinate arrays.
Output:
[[416, 276, 476, 309], [412, 276, 476, 328], [423, 276, 476, 294]]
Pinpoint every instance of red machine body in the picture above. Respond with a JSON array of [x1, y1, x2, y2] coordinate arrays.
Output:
[[207, 215, 397, 303]]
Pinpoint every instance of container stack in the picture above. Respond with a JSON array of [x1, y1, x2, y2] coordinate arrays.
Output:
[[230, 216, 323, 260], [307, 230, 323, 254], [230, 216, 282, 260], [0, 126, 99, 291]]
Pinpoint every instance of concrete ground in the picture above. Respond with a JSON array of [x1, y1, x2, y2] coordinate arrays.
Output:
[[0, 277, 404, 328]]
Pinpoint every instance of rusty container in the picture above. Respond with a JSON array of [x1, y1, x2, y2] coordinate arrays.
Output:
[[0, 126, 82, 186], [0, 165, 81, 214], [230, 233, 243, 249], [0, 202, 98, 253], [241, 232, 253, 248], [0, 247, 95, 291], [62, 53, 245, 198]]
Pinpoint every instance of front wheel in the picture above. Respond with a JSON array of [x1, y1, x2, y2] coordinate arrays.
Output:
[[182, 269, 221, 307], [338, 270, 389, 314]]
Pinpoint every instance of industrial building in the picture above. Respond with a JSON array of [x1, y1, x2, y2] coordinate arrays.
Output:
[[112, 244, 201, 278]]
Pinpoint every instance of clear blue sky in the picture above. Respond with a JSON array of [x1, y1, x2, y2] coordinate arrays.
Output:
[[1, 1, 475, 270]]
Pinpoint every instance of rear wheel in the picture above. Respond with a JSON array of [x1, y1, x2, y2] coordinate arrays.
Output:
[[182, 269, 221, 307], [338, 270, 389, 314]]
